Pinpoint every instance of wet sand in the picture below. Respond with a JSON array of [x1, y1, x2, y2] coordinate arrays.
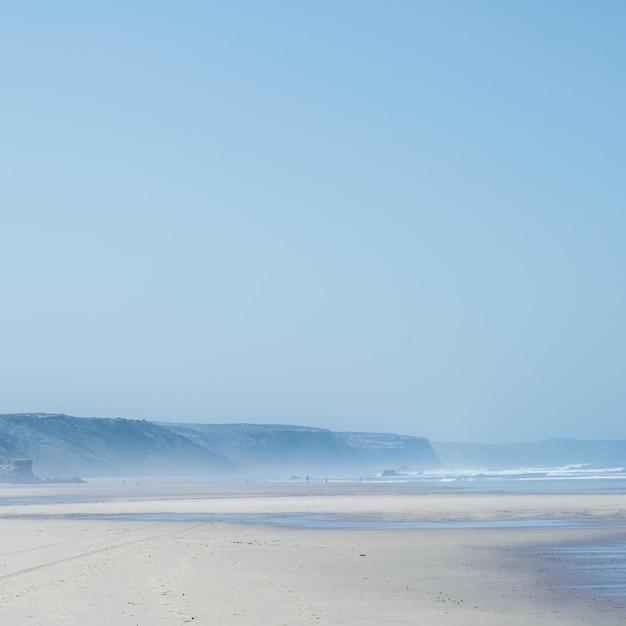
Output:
[[1, 482, 625, 624]]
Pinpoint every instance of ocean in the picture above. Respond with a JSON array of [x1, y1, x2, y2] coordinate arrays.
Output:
[[308, 463, 626, 494]]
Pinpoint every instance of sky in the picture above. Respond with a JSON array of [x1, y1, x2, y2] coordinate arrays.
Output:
[[1, 1, 625, 443]]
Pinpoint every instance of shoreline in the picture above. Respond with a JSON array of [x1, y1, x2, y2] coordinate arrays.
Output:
[[1, 484, 625, 624]]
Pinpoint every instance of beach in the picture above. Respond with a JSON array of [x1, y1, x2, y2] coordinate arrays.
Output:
[[1, 482, 625, 624]]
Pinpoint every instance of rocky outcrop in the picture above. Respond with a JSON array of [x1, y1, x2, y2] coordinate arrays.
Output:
[[0, 458, 40, 483]]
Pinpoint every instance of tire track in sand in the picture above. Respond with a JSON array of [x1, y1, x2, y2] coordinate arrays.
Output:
[[0, 522, 204, 581]]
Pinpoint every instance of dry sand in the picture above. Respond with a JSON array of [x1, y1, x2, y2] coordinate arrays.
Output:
[[1, 482, 625, 625]]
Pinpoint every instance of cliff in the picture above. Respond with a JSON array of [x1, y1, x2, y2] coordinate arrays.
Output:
[[0, 414, 441, 479], [336, 431, 441, 469]]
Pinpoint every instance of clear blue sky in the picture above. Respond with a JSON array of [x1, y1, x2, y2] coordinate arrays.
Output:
[[2, 1, 625, 442]]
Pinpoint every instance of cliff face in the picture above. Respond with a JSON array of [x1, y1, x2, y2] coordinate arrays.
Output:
[[0, 414, 442, 479], [0, 459, 40, 483], [336, 432, 441, 470]]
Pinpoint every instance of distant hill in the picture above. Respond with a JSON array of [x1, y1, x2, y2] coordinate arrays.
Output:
[[432, 439, 626, 469]]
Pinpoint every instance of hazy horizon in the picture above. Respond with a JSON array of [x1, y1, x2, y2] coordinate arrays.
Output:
[[2, 2, 625, 444]]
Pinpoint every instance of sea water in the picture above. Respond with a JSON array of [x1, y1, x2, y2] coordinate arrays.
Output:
[[306, 463, 626, 494], [537, 539, 626, 604], [81, 512, 616, 530]]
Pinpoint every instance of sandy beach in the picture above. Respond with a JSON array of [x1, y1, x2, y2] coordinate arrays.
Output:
[[1, 482, 625, 625]]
